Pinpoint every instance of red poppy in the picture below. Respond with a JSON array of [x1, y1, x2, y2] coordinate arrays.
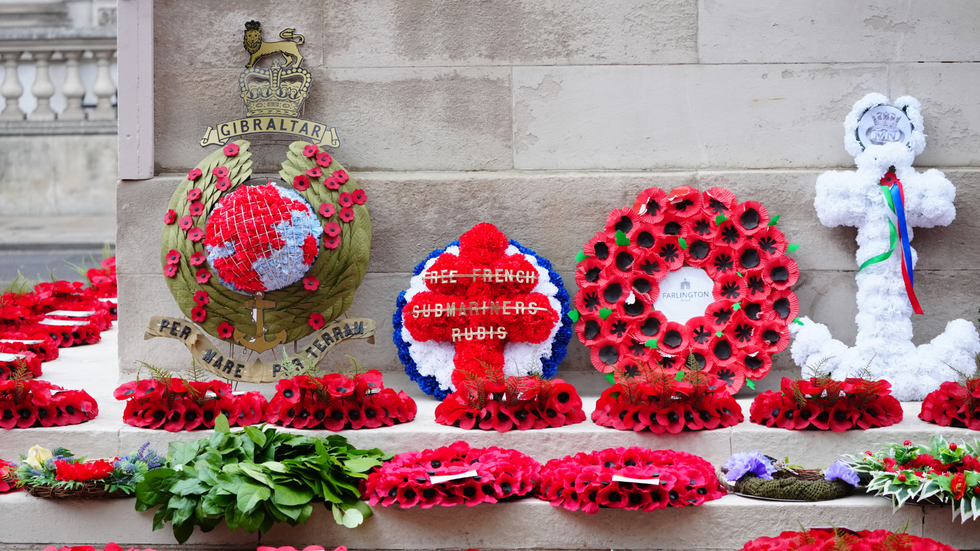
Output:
[[338, 207, 355, 223], [338, 192, 354, 208], [187, 227, 204, 242], [352, 189, 367, 205], [322, 222, 342, 237], [318, 203, 336, 218], [303, 144, 319, 158], [326, 376, 355, 398], [732, 201, 770, 235], [187, 168, 203, 181], [163, 209, 177, 225], [187, 188, 202, 201], [223, 143, 240, 156], [764, 256, 799, 291], [214, 177, 231, 191], [308, 312, 325, 330], [880, 171, 899, 186], [188, 200, 205, 216], [165, 249, 181, 265], [55, 459, 114, 482], [164, 265, 178, 278], [190, 252, 206, 266], [315, 151, 333, 167], [325, 169, 349, 190], [191, 306, 207, 322], [303, 277, 319, 291], [193, 290, 210, 305], [288, 175, 309, 192], [177, 215, 193, 230], [324, 236, 341, 249], [306, 167, 322, 178], [213, 166, 229, 178], [196, 269, 211, 284], [216, 322, 234, 339]]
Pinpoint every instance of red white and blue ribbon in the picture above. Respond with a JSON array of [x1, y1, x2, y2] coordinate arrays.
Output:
[[858, 170, 923, 314]]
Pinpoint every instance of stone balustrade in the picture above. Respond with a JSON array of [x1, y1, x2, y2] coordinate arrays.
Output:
[[0, 27, 116, 124]]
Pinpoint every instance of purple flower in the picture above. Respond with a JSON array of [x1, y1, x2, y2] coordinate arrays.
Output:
[[723, 451, 776, 483], [822, 460, 859, 485]]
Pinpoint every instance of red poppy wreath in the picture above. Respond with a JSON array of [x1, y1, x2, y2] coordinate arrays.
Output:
[[266, 369, 417, 430], [572, 186, 799, 394], [750, 376, 902, 431], [362, 441, 541, 508], [115, 377, 267, 431], [919, 377, 980, 430], [1, 377, 98, 429], [536, 447, 725, 513]]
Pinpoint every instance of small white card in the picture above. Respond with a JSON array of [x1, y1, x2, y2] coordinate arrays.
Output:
[[429, 469, 479, 484], [0, 352, 26, 362], [98, 297, 118, 304], [40, 319, 91, 327], [0, 339, 43, 345], [46, 310, 96, 317], [612, 474, 660, 485]]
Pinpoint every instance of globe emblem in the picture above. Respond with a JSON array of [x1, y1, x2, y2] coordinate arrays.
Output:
[[204, 182, 322, 294]]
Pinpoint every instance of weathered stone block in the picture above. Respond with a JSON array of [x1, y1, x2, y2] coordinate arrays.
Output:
[[323, 0, 698, 67], [700, 0, 980, 64], [0, 135, 116, 215], [513, 64, 888, 170]]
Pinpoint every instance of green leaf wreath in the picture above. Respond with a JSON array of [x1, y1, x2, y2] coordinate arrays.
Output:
[[846, 435, 980, 522], [134, 415, 389, 543]]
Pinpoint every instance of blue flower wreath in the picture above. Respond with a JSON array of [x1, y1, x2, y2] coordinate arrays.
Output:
[[393, 239, 572, 400]]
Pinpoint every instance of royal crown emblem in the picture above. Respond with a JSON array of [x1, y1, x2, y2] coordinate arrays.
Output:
[[858, 105, 911, 147], [200, 20, 338, 148]]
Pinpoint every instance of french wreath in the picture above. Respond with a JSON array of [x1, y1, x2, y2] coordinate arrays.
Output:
[[536, 447, 725, 513], [750, 376, 902, 431], [393, 223, 572, 400], [572, 186, 799, 394], [738, 528, 957, 551], [160, 140, 370, 344], [846, 435, 980, 522], [362, 441, 541, 508]]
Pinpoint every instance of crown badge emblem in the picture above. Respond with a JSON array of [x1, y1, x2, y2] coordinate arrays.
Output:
[[857, 104, 912, 149], [201, 21, 339, 148]]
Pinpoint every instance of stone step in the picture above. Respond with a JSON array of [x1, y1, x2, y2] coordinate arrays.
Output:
[[4, 330, 980, 550]]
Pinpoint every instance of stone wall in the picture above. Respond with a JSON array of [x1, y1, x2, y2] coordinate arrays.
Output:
[[117, 1, 980, 393]]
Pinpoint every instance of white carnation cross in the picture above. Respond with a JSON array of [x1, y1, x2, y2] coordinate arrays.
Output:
[[791, 93, 980, 401]]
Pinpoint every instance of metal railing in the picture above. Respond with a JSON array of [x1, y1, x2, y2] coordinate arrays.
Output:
[[0, 28, 116, 124]]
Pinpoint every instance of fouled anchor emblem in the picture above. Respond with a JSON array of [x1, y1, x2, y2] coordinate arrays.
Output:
[[234, 291, 287, 353]]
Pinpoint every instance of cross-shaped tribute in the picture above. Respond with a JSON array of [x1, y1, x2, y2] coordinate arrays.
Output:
[[402, 224, 560, 387], [791, 93, 980, 401]]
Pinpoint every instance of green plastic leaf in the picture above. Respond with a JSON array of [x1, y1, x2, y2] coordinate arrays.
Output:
[[788, 243, 801, 252], [615, 230, 630, 246], [715, 215, 727, 224], [715, 331, 723, 337], [568, 309, 581, 323], [599, 308, 613, 320], [645, 338, 658, 349], [678, 237, 688, 250], [732, 302, 741, 311], [674, 372, 685, 381], [604, 372, 615, 385], [793, 317, 804, 326], [768, 215, 780, 226], [575, 250, 588, 262], [745, 379, 756, 390]]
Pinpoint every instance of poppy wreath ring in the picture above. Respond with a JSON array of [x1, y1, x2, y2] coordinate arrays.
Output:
[[572, 186, 800, 393], [159, 140, 371, 345], [537, 447, 725, 513], [362, 441, 541, 508]]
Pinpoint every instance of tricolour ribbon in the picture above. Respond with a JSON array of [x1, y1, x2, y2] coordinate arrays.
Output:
[[858, 170, 923, 314]]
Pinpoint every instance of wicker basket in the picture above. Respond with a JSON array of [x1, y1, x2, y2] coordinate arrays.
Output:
[[25, 481, 128, 500]]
